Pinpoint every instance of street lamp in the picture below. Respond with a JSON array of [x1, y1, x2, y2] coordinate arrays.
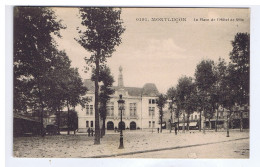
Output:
[[117, 94, 125, 149]]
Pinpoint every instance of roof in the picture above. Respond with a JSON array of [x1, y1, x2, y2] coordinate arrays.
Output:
[[112, 83, 159, 97], [83, 79, 95, 93], [13, 113, 41, 123], [113, 86, 143, 96], [83, 79, 159, 97], [142, 83, 159, 97]]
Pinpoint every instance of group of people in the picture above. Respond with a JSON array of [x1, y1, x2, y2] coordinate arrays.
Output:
[[87, 128, 94, 137], [157, 125, 178, 135]]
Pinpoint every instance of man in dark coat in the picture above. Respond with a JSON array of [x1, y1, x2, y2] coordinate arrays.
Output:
[[87, 128, 90, 137]]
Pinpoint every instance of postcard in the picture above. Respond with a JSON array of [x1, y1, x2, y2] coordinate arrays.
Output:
[[12, 7, 250, 159]]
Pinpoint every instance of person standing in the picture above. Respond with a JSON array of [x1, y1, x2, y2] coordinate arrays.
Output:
[[91, 128, 94, 136], [175, 124, 178, 135], [87, 128, 90, 137]]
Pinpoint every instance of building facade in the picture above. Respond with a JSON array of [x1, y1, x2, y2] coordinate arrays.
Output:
[[167, 105, 249, 130], [76, 66, 160, 132]]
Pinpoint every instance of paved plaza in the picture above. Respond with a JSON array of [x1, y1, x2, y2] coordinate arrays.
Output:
[[13, 129, 249, 158]]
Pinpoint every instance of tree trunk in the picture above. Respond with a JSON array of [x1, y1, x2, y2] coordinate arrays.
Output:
[[226, 113, 230, 137], [40, 103, 44, 137], [170, 111, 172, 133], [199, 110, 202, 132], [57, 107, 61, 135], [182, 113, 185, 132], [67, 101, 70, 135], [209, 118, 211, 130], [160, 109, 163, 133], [215, 108, 219, 132], [101, 117, 106, 137], [94, 57, 101, 145], [187, 115, 190, 131], [203, 109, 206, 134], [177, 116, 179, 132], [240, 110, 243, 132], [37, 87, 45, 137]]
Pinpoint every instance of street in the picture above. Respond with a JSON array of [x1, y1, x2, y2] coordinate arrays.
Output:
[[13, 129, 249, 158], [116, 137, 249, 158]]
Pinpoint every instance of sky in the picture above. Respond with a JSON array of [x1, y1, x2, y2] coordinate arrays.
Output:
[[52, 7, 250, 93]]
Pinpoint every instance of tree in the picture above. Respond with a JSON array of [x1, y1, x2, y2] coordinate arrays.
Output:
[[46, 50, 72, 134], [212, 58, 228, 132], [176, 76, 196, 131], [229, 33, 250, 132], [63, 68, 87, 135], [156, 94, 167, 133], [195, 59, 216, 133], [14, 7, 65, 136], [68, 110, 78, 134], [91, 65, 115, 137], [166, 87, 177, 133], [76, 7, 125, 144], [221, 63, 238, 137]]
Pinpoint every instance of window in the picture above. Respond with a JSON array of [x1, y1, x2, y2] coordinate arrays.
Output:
[[149, 121, 151, 128], [86, 105, 89, 115], [86, 105, 93, 115], [118, 106, 125, 116], [91, 121, 93, 127], [90, 105, 93, 115], [107, 102, 114, 116], [86, 121, 89, 127], [130, 103, 137, 116], [152, 121, 155, 128], [152, 99, 155, 104], [149, 107, 155, 116], [149, 99, 156, 104], [195, 115, 197, 120], [111, 106, 114, 116]]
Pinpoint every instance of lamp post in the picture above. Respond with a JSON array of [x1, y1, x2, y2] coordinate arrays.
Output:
[[117, 94, 125, 149]]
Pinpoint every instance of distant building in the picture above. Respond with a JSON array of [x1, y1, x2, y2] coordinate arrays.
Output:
[[76, 66, 161, 132], [168, 105, 249, 130]]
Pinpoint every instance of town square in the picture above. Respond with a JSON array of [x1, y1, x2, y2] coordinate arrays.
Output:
[[9, 6, 254, 167]]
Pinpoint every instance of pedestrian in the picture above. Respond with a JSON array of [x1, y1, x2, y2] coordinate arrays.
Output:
[[91, 128, 94, 136], [157, 127, 159, 133], [87, 128, 90, 137], [175, 125, 178, 135]]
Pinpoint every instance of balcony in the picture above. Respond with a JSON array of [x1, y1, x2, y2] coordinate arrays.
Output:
[[106, 115, 138, 120]]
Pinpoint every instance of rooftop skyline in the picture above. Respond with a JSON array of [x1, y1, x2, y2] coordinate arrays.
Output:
[[53, 8, 250, 93]]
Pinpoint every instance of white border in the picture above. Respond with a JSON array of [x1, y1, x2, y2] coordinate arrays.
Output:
[[4, 2, 260, 167]]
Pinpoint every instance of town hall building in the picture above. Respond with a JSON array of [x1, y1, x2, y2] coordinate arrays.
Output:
[[76, 66, 160, 132]]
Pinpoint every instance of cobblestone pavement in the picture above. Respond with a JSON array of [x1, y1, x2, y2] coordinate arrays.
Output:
[[13, 129, 249, 158]]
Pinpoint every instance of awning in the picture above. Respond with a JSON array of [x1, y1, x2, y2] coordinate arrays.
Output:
[[189, 122, 197, 126], [180, 122, 197, 126]]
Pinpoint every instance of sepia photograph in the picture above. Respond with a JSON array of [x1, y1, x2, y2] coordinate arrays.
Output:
[[12, 7, 250, 159]]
